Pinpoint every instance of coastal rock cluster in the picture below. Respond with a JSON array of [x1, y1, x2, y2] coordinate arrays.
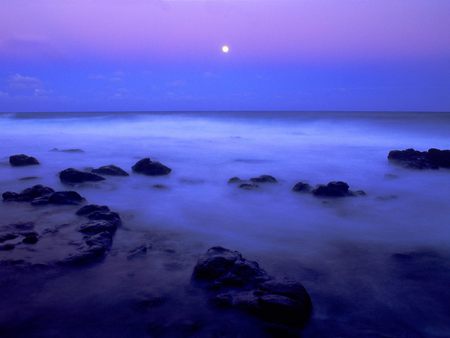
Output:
[[192, 246, 312, 328], [388, 148, 450, 170], [1, 183, 121, 266], [292, 181, 366, 197], [228, 175, 278, 190]]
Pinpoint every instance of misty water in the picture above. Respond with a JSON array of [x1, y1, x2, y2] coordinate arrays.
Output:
[[1, 111, 449, 337]]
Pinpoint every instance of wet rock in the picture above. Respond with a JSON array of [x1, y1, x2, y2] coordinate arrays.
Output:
[[388, 148, 450, 170], [239, 183, 259, 190], [76, 204, 110, 216], [0, 243, 15, 251], [59, 168, 105, 184], [92, 165, 129, 176], [193, 247, 312, 327], [60, 244, 107, 266], [2, 185, 55, 202], [87, 211, 121, 226], [85, 231, 113, 248], [22, 232, 39, 244], [292, 182, 311, 193], [132, 158, 172, 176], [10, 222, 35, 231], [18, 176, 39, 181], [228, 177, 244, 184], [9, 154, 39, 166], [250, 175, 278, 183], [79, 220, 118, 235], [51, 148, 84, 153], [48, 191, 85, 205], [193, 246, 269, 288], [0, 233, 18, 243], [152, 184, 168, 189], [312, 181, 364, 197]]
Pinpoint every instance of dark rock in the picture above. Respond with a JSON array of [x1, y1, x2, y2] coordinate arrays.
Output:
[[0, 233, 18, 243], [152, 184, 168, 189], [250, 175, 278, 183], [51, 148, 84, 153], [132, 158, 172, 176], [60, 244, 107, 266], [388, 148, 450, 169], [2, 185, 54, 202], [10, 222, 35, 230], [9, 154, 39, 166], [47, 191, 85, 205], [92, 165, 129, 176], [87, 211, 121, 226], [22, 232, 39, 244], [312, 181, 352, 197], [193, 246, 269, 289], [79, 220, 117, 235], [18, 176, 39, 181], [228, 177, 244, 184], [239, 183, 259, 190], [292, 182, 311, 193], [85, 231, 113, 249], [0, 243, 15, 251], [193, 247, 312, 327], [76, 204, 110, 216], [59, 168, 105, 184]]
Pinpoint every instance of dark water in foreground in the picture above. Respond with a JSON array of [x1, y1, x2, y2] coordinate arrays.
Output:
[[0, 111, 449, 337]]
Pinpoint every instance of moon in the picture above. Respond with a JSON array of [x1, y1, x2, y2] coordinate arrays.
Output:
[[221, 45, 230, 54]]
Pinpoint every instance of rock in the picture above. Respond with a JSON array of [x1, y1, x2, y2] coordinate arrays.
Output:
[[92, 165, 129, 176], [0, 243, 15, 251], [228, 177, 244, 184], [51, 148, 84, 153], [85, 231, 113, 249], [193, 247, 312, 327], [388, 148, 450, 169], [60, 244, 107, 266], [48, 191, 85, 205], [0, 233, 18, 243], [76, 204, 110, 216], [2, 185, 55, 202], [10, 222, 35, 230], [193, 246, 269, 289], [132, 158, 172, 176], [292, 182, 311, 193], [18, 176, 39, 181], [59, 168, 105, 184], [250, 175, 278, 183], [79, 220, 118, 235], [239, 183, 259, 190], [9, 154, 39, 166], [22, 232, 39, 244], [312, 181, 353, 197], [87, 211, 121, 226], [152, 184, 168, 189]]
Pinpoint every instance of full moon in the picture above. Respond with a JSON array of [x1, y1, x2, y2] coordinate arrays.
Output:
[[221, 45, 230, 53]]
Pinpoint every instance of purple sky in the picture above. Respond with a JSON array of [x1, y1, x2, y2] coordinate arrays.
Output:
[[1, 0, 449, 112]]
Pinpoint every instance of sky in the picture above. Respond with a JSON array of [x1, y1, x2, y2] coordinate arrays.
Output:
[[0, 0, 449, 112]]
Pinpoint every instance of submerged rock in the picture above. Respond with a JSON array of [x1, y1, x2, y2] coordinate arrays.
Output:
[[22, 232, 39, 244], [87, 211, 121, 226], [79, 220, 118, 235], [0, 233, 18, 243], [127, 244, 150, 260], [250, 175, 278, 183], [92, 165, 129, 176], [388, 148, 450, 170], [192, 247, 312, 327], [292, 182, 312, 193], [0, 243, 15, 251], [312, 181, 365, 198], [59, 168, 105, 184], [76, 204, 110, 216], [2, 185, 85, 206], [228, 177, 244, 184], [132, 158, 172, 176], [51, 148, 84, 153], [239, 183, 259, 190], [9, 154, 39, 166]]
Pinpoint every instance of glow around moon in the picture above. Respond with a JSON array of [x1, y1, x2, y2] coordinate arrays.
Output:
[[221, 45, 230, 53]]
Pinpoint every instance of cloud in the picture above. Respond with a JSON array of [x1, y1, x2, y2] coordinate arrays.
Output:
[[5, 73, 51, 97]]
